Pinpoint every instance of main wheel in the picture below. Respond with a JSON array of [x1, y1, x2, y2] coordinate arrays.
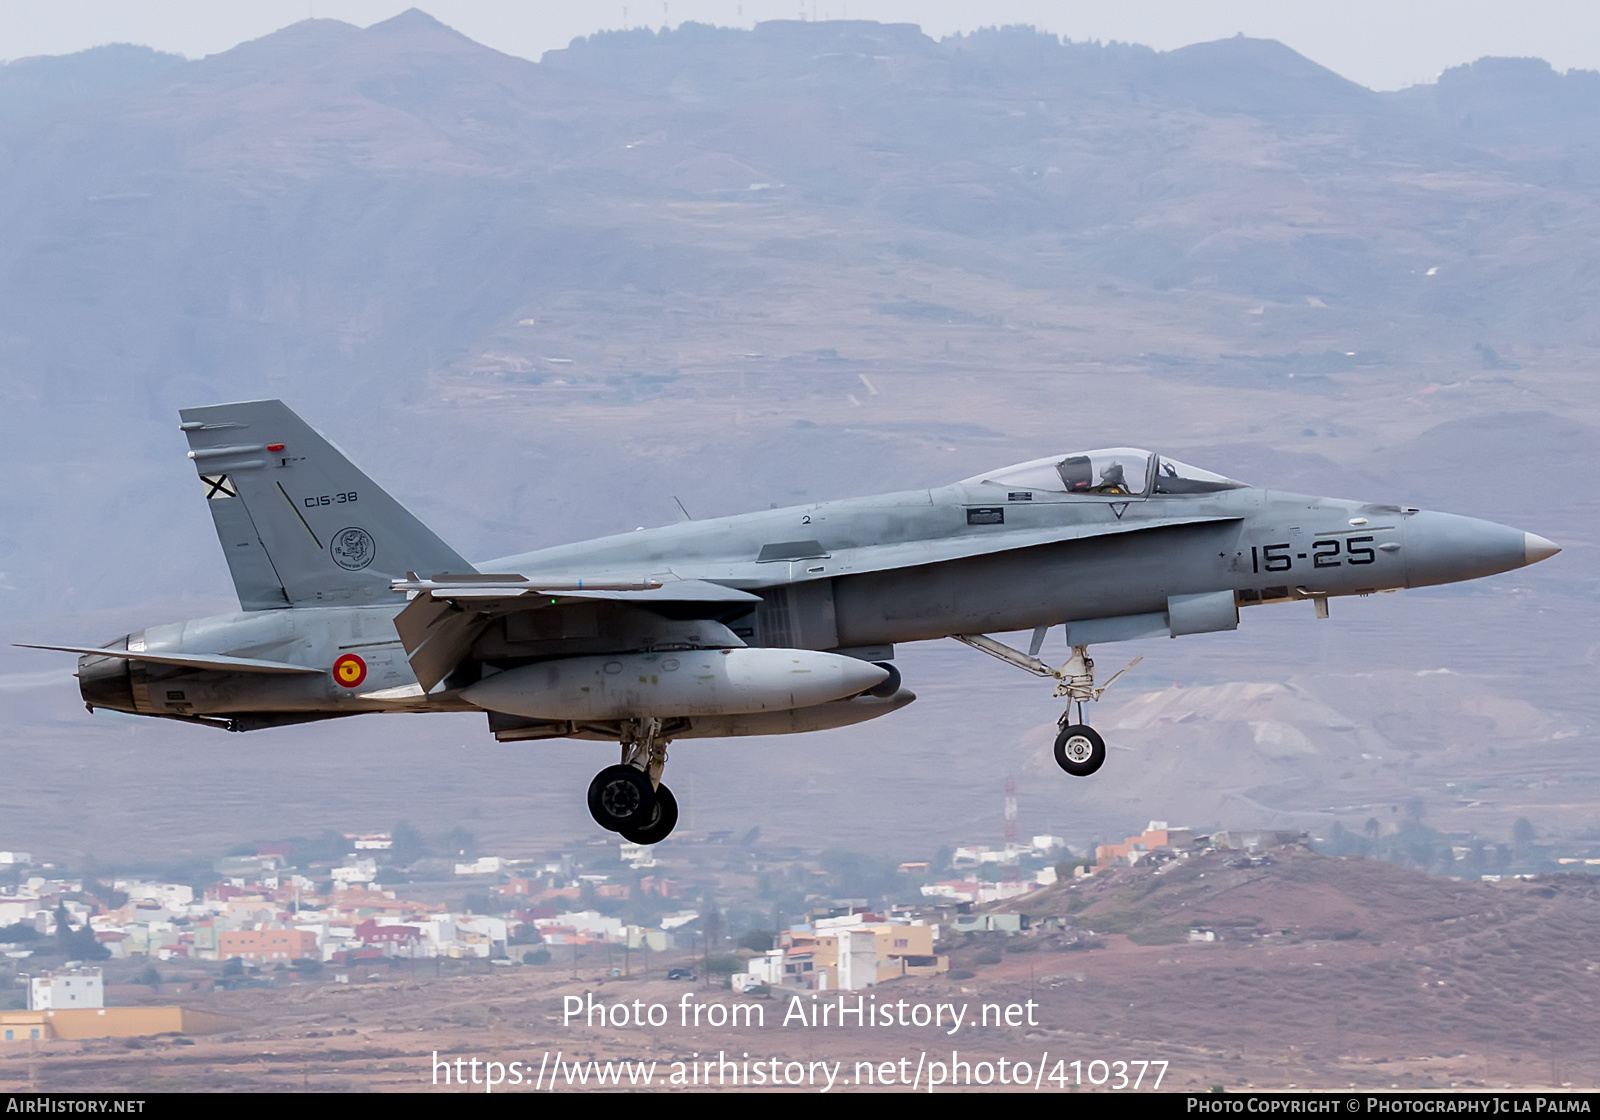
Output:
[[620, 783, 679, 845], [587, 765, 655, 831], [1053, 724, 1106, 777]]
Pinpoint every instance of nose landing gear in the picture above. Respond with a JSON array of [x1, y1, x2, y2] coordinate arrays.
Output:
[[952, 631, 1140, 779], [587, 717, 680, 842], [1048, 645, 1129, 778], [1054, 712, 1106, 776]]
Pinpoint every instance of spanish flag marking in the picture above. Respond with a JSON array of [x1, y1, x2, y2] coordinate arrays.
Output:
[[332, 653, 367, 688]]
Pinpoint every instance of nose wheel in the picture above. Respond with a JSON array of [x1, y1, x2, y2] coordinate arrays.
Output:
[[587, 717, 680, 842], [1054, 715, 1106, 777]]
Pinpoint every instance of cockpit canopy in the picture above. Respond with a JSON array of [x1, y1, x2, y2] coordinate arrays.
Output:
[[961, 448, 1247, 497]]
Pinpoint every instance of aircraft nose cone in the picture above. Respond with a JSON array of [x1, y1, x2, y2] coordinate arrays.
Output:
[[1401, 511, 1532, 588], [1524, 532, 1561, 566]]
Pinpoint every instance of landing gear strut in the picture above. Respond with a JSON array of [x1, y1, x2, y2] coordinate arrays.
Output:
[[587, 717, 680, 842], [952, 631, 1140, 779], [1049, 645, 1118, 779]]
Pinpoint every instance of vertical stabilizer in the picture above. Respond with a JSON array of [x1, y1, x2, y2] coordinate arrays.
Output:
[[179, 400, 474, 609]]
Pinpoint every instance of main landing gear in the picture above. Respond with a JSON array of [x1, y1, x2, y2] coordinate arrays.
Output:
[[587, 717, 680, 844], [952, 631, 1140, 780]]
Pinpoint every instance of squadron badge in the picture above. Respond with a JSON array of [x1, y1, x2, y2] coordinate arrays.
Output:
[[330, 526, 375, 570]]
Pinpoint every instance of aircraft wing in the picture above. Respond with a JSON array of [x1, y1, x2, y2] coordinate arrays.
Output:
[[390, 575, 762, 691], [16, 644, 325, 675]]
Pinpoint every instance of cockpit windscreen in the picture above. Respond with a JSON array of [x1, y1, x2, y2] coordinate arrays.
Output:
[[1151, 457, 1248, 494], [965, 449, 1153, 496], [964, 450, 1246, 497]]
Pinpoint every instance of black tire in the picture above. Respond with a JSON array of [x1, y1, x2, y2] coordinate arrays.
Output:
[[587, 765, 655, 831], [620, 783, 679, 845], [1053, 724, 1106, 777]]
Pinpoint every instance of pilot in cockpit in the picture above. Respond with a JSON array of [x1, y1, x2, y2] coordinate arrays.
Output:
[[1055, 454, 1134, 495], [1097, 461, 1129, 495]]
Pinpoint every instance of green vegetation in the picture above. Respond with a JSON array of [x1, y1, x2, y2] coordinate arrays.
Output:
[[1317, 819, 1551, 878], [1127, 924, 1190, 946], [702, 953, 743, 975], [53, 903, 110, 961], [1079, 908, 1150, 935], [737, 928, 775, 952], [817, 848, 899, 900]]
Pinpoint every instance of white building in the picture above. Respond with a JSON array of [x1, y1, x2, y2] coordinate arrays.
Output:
[[660, 910, 700, 931], [0, 897, 42, 927], [741, 949, 786, 986], [625, 927, 674, 952], [331, 858, 377, 884], [619, 842, 656, 868], [29, 967, 104, 1010], [835, 929, 877, 991], [454, 857, 504, 876], [117, 881, 194, 908], [457, 916, 509, 955], [540, 911, 623, 940]]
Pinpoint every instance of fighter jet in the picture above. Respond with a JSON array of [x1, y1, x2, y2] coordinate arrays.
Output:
[[23, 400, 1560, 843]]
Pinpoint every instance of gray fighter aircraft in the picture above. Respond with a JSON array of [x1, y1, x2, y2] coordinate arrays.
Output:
[[24, 400, 1560, 843]]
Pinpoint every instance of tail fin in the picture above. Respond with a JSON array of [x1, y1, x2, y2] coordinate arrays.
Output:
[[178, 400, 474, 609]]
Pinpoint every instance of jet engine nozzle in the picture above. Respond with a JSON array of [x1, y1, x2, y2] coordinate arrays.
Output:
[[77, 651, 136, 713]]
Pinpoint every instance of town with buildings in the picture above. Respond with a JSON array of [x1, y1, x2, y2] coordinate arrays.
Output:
[[0, 811, 1584, 1045], [0, 816, 1161, 1043]]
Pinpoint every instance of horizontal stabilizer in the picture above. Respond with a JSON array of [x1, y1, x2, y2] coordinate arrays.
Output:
[[16, 644, 324, 675]]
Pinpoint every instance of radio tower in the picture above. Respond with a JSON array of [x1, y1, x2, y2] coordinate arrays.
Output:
[[1004, 776, 1018, 849]]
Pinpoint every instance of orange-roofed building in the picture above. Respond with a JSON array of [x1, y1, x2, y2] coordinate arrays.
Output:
[[217, 928, 317, 962]]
